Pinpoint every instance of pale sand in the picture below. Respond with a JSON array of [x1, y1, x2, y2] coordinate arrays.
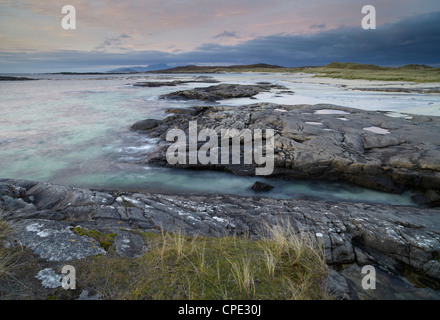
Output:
[[220, 73, 440, 117]]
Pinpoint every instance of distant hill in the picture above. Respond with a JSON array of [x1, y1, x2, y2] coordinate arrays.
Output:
[[107, 67, 138, 73], [102, 61, 439, 82], [398, 64, 435, 70], [322, 62, 390, 70], [149, 63, 287, 73], [108, 64, 172, 73]]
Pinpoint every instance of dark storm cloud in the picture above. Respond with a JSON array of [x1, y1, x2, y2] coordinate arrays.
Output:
[[189, 10, 440, 67], [1, 11, 439, 72]]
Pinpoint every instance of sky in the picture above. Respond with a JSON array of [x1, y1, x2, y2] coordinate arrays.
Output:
[[0, 0, 439, 73]]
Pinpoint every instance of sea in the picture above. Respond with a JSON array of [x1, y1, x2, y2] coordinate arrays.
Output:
[[1, 72, 439, 206]]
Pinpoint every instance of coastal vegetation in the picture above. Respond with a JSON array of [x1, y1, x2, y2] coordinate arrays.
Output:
[[0, 219, 16, 281], [0, 216, 329, 300], [307, 62, 440, 83], [150, 62, 440, 83], [75, 224, 329, 300]]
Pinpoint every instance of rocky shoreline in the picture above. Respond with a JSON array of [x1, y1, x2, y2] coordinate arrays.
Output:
[[160, 83, 287, 102], [1, 178, 440, 299], [132, 86, 440, 206], [1, 82, 439, 300]]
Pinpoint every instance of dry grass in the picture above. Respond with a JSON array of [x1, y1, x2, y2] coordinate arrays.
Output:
[[0, 212, 330, 300], [0, 219, 18, 280], [301, 65, 440, 83], [153, 62, 440, 83], [73, 222, 330, 300]]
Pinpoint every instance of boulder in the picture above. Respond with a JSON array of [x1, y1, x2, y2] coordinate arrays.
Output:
[[251, 181, 275, 191], [135, 103, 440, 195], [131, 119, 162, 131], [162, 83, 286, 102]]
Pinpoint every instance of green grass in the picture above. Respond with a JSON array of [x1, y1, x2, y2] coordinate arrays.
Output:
[[297, 62, 440, 83], [0, 214, 330, 300], [150, 63, 289, 74], [303, 67, 440, 83], [75, 223, 329, 300], [152, 62, 440, 83], [0, 220, 12, 279], [0, 219, 20, 281], [70, 226, 117, 251]]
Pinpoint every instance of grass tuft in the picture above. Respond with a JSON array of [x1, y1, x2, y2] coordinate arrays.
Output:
[[74, 222, 330, 300], [0, 215, 330, 300], [70, 226, 117, 251]]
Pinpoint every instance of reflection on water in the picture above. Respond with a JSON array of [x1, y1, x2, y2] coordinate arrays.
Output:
[[0, 73, 432, 206]]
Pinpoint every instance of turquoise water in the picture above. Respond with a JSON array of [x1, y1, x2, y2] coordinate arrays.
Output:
[[0, 73, 424, 206]]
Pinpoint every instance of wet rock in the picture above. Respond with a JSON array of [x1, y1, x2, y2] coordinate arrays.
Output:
[[0, 182, 27, 199], [412, 190, 440, 207], [165, 107, 199, 116], [131, 119, 162, 131], [133, 81, 180, 87], [162, 83, 286, 102], [0, 76, 37, 81], [338, 264, 440, 300], [251, 181, 274, 191], [137, 103, 440, 195]]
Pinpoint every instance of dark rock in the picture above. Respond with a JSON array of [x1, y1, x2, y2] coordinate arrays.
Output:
[[162, 83, 286, 102], [412, 190, 440, 207], [133, 81, 179, 87], [11, 219, 106, 262], [130, 119, 162, 131], [165, 107, 199, 116], [326, 268, 351, 300], [0, 76, 37, 81], [251, 181, 275, 191], [135, 103, 440, 195], [425, 190, 440, 206], [0, 182, 27, 199], [114, 231, 146, 258], [338, 264, 440, 300]]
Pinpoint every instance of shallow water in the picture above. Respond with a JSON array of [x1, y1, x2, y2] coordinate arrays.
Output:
[[0, 72, 438, 206]]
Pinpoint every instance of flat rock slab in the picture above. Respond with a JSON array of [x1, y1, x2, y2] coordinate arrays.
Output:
[[162, 83, 287, 102], [114, 231, 146, 258], [11, 219, 106, 262], [140, 103, 440, 199]]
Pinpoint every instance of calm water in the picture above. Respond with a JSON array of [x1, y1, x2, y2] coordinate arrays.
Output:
[[1, 72, 437, 206]]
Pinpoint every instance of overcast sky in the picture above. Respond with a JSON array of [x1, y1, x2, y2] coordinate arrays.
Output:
[[1, 0, 439, 72]]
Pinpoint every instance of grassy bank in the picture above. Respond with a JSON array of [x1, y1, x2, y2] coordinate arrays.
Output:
[[76, 225, 329, 300], [0, 219, 16, 281], [0, 216, 330, 300], [304, 63, 440, 83], [152, 62, 440, 83]]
